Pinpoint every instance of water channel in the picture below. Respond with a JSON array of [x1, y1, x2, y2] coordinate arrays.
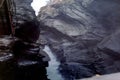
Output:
[[43, 46, 64, 80]]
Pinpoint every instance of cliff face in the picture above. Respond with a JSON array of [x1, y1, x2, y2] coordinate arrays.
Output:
[[38, 0, 120, 79], [0, 0, 49, 80], [13, 0, 36, 25], [39, 0, 106, 37]]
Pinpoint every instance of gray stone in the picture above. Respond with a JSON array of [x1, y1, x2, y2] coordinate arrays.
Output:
[[38, 0, 120, 79]]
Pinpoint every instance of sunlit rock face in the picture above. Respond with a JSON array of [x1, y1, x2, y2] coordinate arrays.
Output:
[[39, 0, 106, 37], [38, 0, 120, 79]]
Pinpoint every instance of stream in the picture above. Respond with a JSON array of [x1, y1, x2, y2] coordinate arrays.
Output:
[[43, 46, 64, 80]]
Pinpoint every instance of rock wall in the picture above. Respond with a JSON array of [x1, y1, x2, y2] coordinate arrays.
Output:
[[13, 0, 36, 25], [38, 0, 120, 79], [0, 0, 49, 80]]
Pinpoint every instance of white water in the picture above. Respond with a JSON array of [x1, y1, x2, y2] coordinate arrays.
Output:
[[43, 46, 64, 80]]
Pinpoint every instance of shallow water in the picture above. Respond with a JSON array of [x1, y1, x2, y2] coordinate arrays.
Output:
[[43, 46, 64, 80]]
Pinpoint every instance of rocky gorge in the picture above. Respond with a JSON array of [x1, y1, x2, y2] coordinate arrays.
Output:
[[0, 0, 120, 80], [38, 0, 120, 79]]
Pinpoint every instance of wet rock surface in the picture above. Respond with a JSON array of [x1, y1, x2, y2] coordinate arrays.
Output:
[[0, 35, 49, 80], [38, 0, 120, 79], [0, 0, 50, 80]]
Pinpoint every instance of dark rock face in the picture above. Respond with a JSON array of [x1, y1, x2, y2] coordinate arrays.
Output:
[[0, 36, 15, 80], [0, 0, 49, 80], [38, 0, 120, 79], [12, 40, 48, 80], [15, 20, 40, 43], [59, 62, 96, 80], [12, 0, 50, 79]]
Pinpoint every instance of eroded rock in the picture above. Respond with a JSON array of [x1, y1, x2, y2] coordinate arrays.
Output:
[[38, 0, 120, 79]]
